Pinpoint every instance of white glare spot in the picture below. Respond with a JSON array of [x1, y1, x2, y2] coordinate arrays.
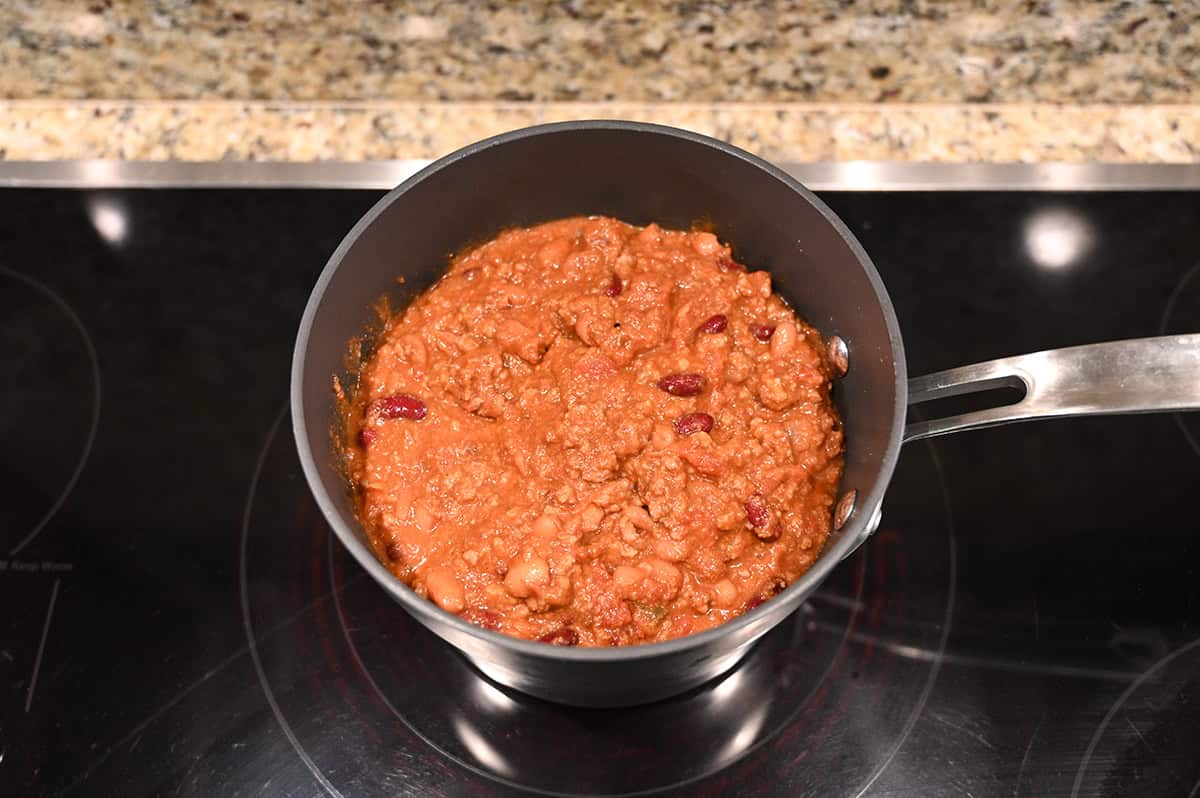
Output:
[[453, 716, 514, 777], [473, 677, 518, 714], [87, 197, 129, 246], [833, 162, 889, 190], [717, 703, 768, 765], [709, 667, 745, 705], [1023, 208, 1092, 271]]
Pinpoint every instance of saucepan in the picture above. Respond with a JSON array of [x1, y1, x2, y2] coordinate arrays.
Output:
[[292, 121, 1200, 707]]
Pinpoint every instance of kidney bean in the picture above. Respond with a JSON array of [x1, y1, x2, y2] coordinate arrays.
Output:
[[538, 627, 580, 646], [716, 256, 747, 272], [359, 427, 378, 447], [750, 324, 776, 342], [371, 393, 427, 420], [745, 493, 770, 528], [603, 274, 623, 297], [385, 541, 404, 562], [745, 595, 768, 612], [674, 412, 714, 436], [657, 373, 706, 397], [698, 314, 727, 334], [745, 579, 786, 611]]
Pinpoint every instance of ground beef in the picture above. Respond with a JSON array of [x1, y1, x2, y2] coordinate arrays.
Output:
[[342, 216, 844, 646]]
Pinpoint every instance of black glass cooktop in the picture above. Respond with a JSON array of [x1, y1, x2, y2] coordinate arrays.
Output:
[[2, 187, 1197, 797]]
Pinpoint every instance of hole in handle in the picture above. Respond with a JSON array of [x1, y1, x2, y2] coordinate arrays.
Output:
[[907, 381, 1027, 424]]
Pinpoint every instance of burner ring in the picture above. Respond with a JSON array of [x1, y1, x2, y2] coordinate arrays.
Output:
[[241, 408, 957, 797], [0, 265, 102, 557], [849, 438, 958, 798], [238, 407, 345, 798], [328, 527, 869, 798], [1072, 635, 1200, 798]]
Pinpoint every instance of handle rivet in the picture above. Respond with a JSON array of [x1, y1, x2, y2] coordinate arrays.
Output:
[[833, 489, 857, 530], [828, 336, 849, 378]]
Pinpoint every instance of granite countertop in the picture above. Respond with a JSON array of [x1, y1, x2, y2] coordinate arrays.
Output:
[[1, 1, 1197, 162]]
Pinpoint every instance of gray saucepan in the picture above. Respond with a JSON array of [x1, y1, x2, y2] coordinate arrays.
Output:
[[292, 120, 1200, 707]]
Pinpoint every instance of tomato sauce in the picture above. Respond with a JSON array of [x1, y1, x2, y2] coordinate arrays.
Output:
[[342, 217, 844, 646]]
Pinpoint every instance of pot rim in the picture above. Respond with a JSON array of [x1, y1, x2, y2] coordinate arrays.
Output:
[[290, 119, 908, 663]]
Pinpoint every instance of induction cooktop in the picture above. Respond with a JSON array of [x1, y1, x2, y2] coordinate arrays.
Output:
[[2, 167, 1198, 797]]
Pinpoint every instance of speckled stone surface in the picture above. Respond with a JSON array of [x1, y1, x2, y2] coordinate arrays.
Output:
[[1, 1, 1197, 163], [2, 101, 1197, 162], [2, 1, 1197, 103]]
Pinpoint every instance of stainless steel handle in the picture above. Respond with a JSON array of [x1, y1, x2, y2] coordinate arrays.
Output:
[[904, 334, 1200, 443]]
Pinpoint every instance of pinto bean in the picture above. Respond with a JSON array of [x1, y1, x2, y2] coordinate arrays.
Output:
[[425, 567, 465, 613], [504, 557, 550, 599], [538, 627, 580, 646]]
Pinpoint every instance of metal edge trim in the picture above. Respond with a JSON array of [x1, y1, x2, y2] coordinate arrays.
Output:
[[2, 161, 1199, 190]]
